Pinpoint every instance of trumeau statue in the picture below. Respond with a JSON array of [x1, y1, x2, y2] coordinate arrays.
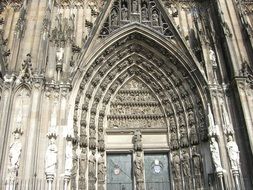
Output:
[[45, 137, 58, 176], [210, 137, 223, 173], [227, 135, 240, 170]]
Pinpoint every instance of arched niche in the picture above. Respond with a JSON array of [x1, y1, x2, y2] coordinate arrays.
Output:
[[72, 29, 210, 189]]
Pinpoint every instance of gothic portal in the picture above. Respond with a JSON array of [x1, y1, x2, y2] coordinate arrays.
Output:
[[0, 0, 253, 190]]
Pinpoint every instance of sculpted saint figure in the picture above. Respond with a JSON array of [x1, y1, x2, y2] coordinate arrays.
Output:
[[133, 130, 142, 151], [209, 49, 217, 67], [111, 9, 119, 26], [141, 4, 148, 20], [98, 153, 106, 182], [89, 150, 96, 178], [210, 137, 223, 173], [64, 140, 73, 176], [172, 153, 181, 178], [45, 137, 58, 176], [227, 135, 240, 170], [8, 132, 22, 178], [134, 152, 144, 181], [132, 0, 138, 13], [152, 10, 159, 26], [121, 4, 128, 20]]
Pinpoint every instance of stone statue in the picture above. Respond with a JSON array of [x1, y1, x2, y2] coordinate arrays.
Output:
[[133, 130, 142, 151], [141, 4, 148, 20], [152, 10, 159, 26], [226, 135, 240, 170], [8, 132, 22, 179], [121, 4, 128, 20], [64, 140, 73, 176], [172, 153, 181, 178], [89, 128, 96, 149], [18, 53, 33, 82], [208, 104, 219, 137], [209, 48, 217, 67], [111, 9, 119, 26], [132, 0, 138, 13], [45, 137, 58, 176], [98, 153, 106, 182], [181, 151, 190, 177], [171, 131, 179, 150], [134, 152, 144, 190], [56, 47, 64, 64], [190, 125, 199, 145], [169, 116, 176, 131], [192, 147, 203, 188], [210, 137, 223, 173], [89, 150, 96, 179], [79, 150, 87, 174]]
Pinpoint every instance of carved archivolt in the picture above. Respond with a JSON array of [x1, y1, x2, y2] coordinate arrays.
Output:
[[72, 31, 207, 189]]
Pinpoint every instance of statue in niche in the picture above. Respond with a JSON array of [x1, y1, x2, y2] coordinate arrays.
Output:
[[8, 131, 22, 179], [89, 150, 96, 179], [209, 48, 217, 67], [56, 47, 64, 65], [152, 10, 159, 26], [192, 147, 203, 188], [19, 53, 33, 82], [121, 4, 128, 20], [111, 9, 119, 26], [190, 125, 199, 145], [171, 131, 179, 150], [180, 131, 189, 148], [133, 130, 143, 151], [89, 128, 96, 149], [210, 137, 223, 173], [226, 135, 240, 170], [45, 137, 58, 176], [141, 4, 148, 20], [169, 116, 176, 131], [188, 110, 195, 125], [64, 140, 73, 176], [98, 153, 106, 182], [132, 0, 138, 13]]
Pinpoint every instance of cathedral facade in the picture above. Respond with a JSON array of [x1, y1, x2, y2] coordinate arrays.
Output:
[[0, 0, 253, 189]]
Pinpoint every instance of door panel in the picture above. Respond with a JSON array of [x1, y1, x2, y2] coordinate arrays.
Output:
[[107, 154, 133, 190], [144, 153, 170, 190]]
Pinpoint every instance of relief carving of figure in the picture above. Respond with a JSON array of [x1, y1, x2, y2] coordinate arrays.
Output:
[[190, 125, 199, 145], [226, 135, 240, 170], [172, 153, 181, 190], [172, 153, 181, 179], [111, 9, 119, 26], [152, 10, 159, 26], [141, 4, 148, 20], [98, 153, 106, 182], [192, 147, 203, 188], [171, 131, 179, 150], [181, 151, 190, 177], [45, 137, 58, 176], [134, 152, 144, 183], [209, 48, 217, 67], [89, 150, 96, 179], [169, 116, 176, 131], [133, 130, 142, 151], [79, 149, 87, 175], [121, 4, 128, 20], [8, 132, 22, 179], [210, 137, 223, 173], [132, 0, 138, 13]]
